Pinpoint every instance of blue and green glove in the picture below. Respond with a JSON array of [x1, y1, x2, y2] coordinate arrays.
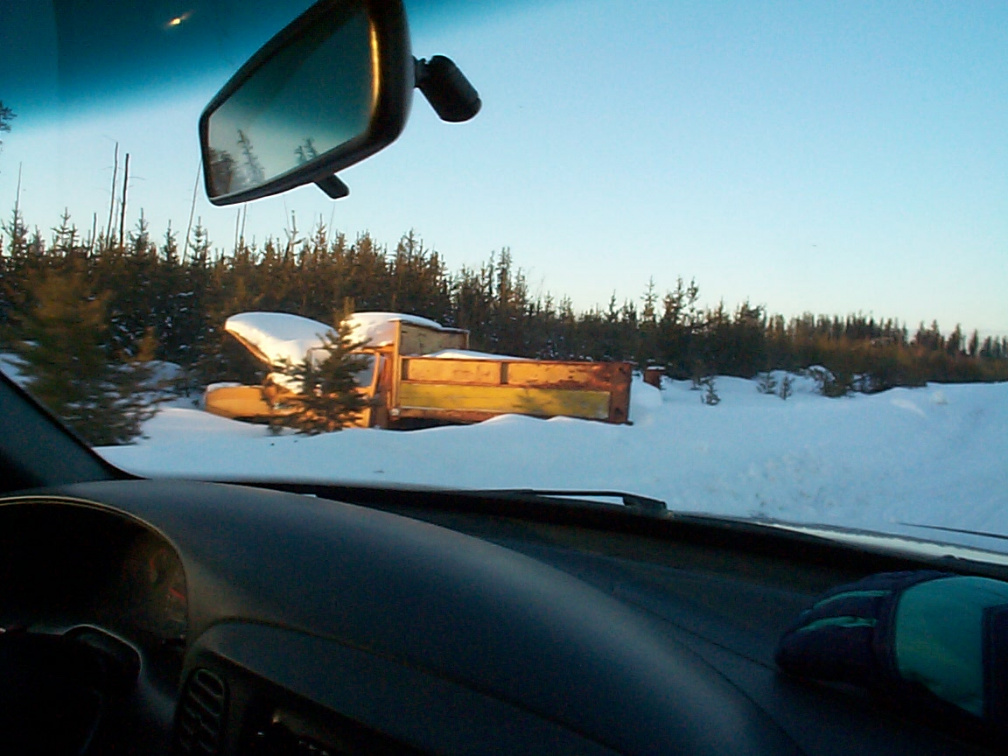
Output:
[[776, 570, 1008, 732]]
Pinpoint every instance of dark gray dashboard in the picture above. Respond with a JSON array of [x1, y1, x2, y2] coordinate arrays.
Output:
[[0, 480, 999, 755]]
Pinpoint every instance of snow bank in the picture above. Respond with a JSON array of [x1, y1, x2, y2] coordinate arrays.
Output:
[[99, 376, 1008, 554]]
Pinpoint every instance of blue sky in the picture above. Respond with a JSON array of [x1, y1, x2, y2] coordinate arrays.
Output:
[[2, 0, 1006, 336]]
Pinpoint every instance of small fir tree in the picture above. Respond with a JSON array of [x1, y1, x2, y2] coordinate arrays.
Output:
[[756, 371, 777, 394], [809, 366, 852, 398], [268, 319, 371, 434], [701, 376, 720, 405], [778, 374, 794, 400], [9, 265, 160, 444]]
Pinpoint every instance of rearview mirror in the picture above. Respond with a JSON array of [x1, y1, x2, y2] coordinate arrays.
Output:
[[199, 0, 413, 204]]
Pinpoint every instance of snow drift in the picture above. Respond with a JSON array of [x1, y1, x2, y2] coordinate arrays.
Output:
[[98, 373, 1008, 553]]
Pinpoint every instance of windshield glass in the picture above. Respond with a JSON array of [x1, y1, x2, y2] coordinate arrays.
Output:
[[1, 0, 1006, 553]]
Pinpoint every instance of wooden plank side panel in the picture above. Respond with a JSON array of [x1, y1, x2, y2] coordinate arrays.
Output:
[[401, 358, 633, 389], [397, 383, 612, 420], [505, 360, 630, 390], [401, 357, 503, 385], [396, 322, 469, 356]]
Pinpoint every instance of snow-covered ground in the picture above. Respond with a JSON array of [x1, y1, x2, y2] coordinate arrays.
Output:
[[97, 373, 1008, 553]]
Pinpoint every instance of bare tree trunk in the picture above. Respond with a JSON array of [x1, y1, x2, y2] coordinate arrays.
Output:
[[182, 160, 200, 262], [233, 207, 241, 253], [285, 209, 299, 256], [118, 152, 130, 249], [106, 142, 118, 246], [13, 162, 22, 221]]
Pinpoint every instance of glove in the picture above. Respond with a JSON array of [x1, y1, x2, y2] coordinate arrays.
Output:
[[776, 570, 1008, 732]]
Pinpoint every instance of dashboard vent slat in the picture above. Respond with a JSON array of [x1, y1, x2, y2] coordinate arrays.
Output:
[[174, 668, 227, 755]]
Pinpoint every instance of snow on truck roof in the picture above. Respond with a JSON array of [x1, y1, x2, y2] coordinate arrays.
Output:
[[349, 312, 447, 345], [224, 311, 450, 365]]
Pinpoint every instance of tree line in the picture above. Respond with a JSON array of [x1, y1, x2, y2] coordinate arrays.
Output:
[[1, 207, 1006, 441]]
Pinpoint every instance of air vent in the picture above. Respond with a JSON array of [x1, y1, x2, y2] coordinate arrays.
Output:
[[175, 668, 228, 755]]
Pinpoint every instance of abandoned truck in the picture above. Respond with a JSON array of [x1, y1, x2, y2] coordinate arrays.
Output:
[[204, 312, 632, 429]]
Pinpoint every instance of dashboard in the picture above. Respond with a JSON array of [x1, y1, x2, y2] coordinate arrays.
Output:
[[0, 504, 187, 643], [0, 479, 1001, 755], [0, 500, 185, 753]]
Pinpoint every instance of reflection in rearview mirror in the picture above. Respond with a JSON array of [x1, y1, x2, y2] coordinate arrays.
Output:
[[203, 1, 376, 199]]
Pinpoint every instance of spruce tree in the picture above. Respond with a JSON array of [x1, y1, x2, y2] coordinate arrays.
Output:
[[756, 371, 777, 394], [0, 101, 14, 154], [268, 319, 371, 434], [9, 264, 159, 444], [701, 376, 720, 405], [778, 374, 794, 400]]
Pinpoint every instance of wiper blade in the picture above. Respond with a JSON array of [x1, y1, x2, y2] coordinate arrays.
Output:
[[899, 522, 1008, 542], [488, 488, 667, 514]]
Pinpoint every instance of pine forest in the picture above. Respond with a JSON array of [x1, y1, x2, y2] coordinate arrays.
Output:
[[1, 206, 1006, 444]]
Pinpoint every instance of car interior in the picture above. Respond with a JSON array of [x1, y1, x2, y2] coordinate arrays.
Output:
[[1, 0, 1005, 754], [2, 316, 1005, 755]]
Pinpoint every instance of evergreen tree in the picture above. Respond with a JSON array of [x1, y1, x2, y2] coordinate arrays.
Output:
[[778, 374, 794, 400], [0, 101, 14, 155], [809, 366, 853, 398], [8, 264, 158, 444], [6, 205, 1008, 404], [946, 324, 963, 357], [756, 371, 777, 394], [295, 138, 319, 165], [701, 376, 720, 405], [0, 204, 30, 332], [968, 329, 980, 359], [236, 129, 265, 186], [268, 319, 371, 434]]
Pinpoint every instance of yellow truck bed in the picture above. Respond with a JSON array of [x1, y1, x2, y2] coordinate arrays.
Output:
[[205, 312, 632, 427], [392, 357, 630, 424]]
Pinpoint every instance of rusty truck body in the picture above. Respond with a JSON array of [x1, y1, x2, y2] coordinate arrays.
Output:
[[204, 312, 631, 428]]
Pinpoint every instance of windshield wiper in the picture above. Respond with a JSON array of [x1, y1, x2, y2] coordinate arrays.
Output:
[[899, 522, 1008, 542], [487, 489, 667, 514], [236, 480, 669, 517]]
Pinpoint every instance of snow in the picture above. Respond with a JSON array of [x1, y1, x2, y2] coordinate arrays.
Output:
[[224, 311, 452, 366], [225, 312, 332, 366], [0, 353, 28, 387], [97, 374, 1008, 554], [426, 349, 528, 361], [205, 381, 244, 393], [345, 312, 448, 346]]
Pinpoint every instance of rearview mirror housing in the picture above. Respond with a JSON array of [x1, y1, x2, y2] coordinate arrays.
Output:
[[199, 0, 413, 205]]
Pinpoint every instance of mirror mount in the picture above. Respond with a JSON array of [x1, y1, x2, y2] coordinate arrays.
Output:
[[315, 174, 350, 200], [414, 55, 481, 123]]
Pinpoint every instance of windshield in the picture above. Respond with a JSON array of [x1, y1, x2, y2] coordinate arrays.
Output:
[[1, 0, 1006, 553]]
